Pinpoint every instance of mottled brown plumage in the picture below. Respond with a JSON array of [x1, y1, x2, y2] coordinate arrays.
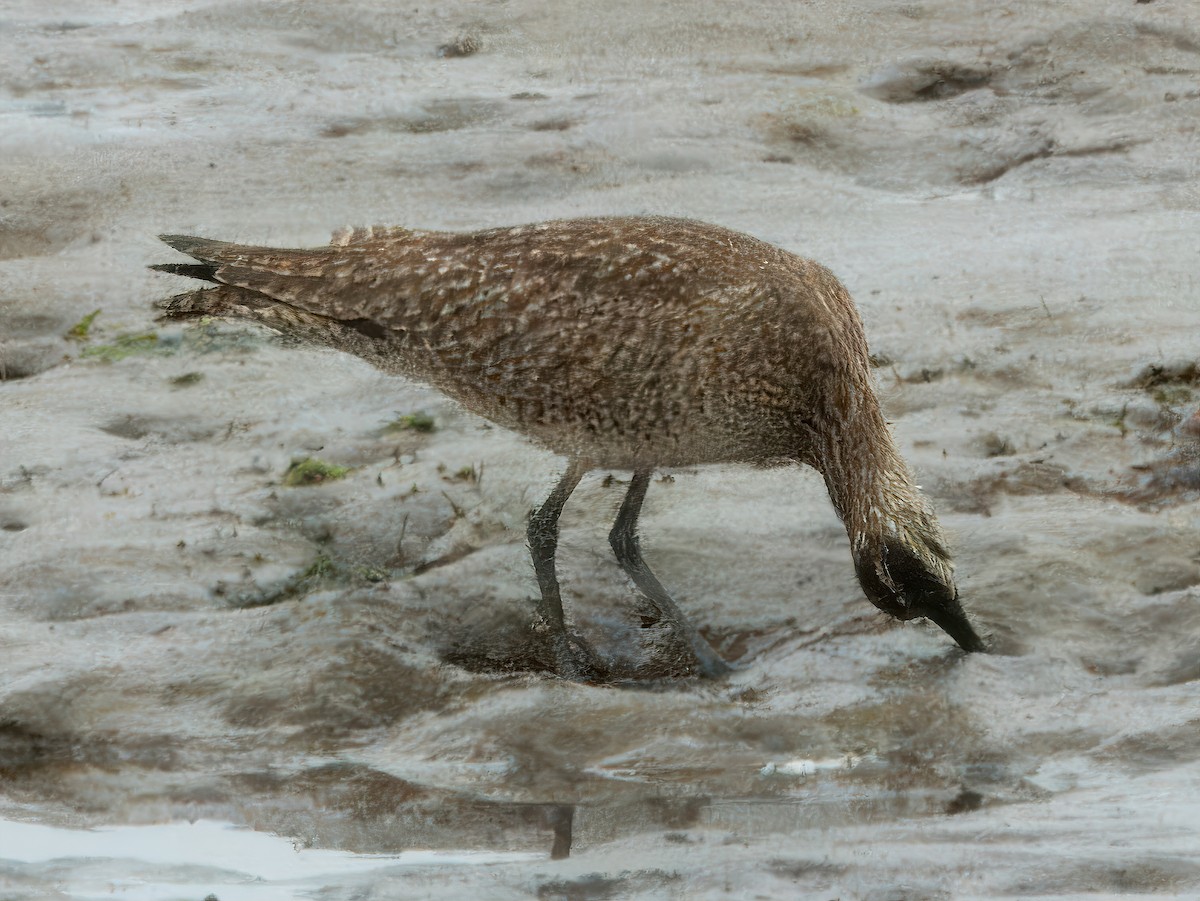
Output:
[[154, 216, 986, 679]]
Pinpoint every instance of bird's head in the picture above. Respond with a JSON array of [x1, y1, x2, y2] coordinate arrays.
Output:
[[853, 534, 987, 653]]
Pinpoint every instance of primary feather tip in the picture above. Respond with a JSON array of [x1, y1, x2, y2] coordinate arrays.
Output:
[[157, 234, 226, 260], [149, 262, 220, 282]]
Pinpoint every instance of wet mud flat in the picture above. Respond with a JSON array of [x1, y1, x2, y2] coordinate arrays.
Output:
[[3, 0, 1200, 898]]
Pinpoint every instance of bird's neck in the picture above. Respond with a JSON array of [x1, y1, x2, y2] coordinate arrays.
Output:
[[813, 393, 940, 560]]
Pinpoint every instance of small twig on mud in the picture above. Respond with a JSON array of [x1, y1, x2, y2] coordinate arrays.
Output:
[[441, 489, 465, 519], [396, 512, 409, 565]]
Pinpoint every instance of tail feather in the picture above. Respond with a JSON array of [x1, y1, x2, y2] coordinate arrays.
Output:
[[149, 262, 220, 282], [152, 233, 336, 309], [152, 234, 244, 286], [157, 234, 236, 262], [152, 232, 397, 332]]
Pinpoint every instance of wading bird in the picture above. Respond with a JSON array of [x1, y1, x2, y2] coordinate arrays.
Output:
[[154, 216, 987, 680]]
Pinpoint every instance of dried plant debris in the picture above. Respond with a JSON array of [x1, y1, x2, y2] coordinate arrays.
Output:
[[1121, 409, 1200, 507], [861, 60, 993, 104], [438, 33, 481, 58], [219, 553, 339, 608], [979, 432, 1017, 458], [1112, 362, 1200, 506], [941, 461, 1092, 516], [169, 371, 205, 388], [1122, 360, 1200, 392]]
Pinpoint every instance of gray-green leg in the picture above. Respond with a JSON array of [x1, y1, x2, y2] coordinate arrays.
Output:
[[528, 461, 607, 681], [609, 469, 732, 677]]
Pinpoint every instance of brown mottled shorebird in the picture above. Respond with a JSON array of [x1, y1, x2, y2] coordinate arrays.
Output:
[[153, 216, 986, 680]]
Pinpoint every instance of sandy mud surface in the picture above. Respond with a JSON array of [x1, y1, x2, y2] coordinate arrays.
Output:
[[2, 0, 1199, 898]]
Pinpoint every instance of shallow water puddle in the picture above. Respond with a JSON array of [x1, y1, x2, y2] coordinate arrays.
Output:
[[759, 754, 867, 777], [0, 818, 541, 900]]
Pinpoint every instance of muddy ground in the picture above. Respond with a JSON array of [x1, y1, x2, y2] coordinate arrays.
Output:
[[2, 1, 1199, 898]]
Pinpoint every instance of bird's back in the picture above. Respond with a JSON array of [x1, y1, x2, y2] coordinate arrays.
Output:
[[157, 217, 871, 468]]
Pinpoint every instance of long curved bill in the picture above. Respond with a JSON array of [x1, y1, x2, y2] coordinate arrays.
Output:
[[923, 596, 988, 653]]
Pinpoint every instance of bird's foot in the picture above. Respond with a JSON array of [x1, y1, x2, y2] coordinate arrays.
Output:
[[641, 608, 733, 679], [548, 630, 610, 683], [690, 641, 734, 679]]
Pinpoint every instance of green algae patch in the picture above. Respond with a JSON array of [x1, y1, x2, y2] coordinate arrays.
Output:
[[170, 371, 205, 388], [299, 554, 336, 581], [226, 553, 340, 608], [66, 309, 102, 341], [222, 553, 393, 609], [81, 332, 176, 362], [180, 320, 270, 355], [382, 411, 437, 434], [284, 457, 350, 487]]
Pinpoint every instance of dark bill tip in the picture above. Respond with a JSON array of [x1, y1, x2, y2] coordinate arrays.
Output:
[[922, 598, 989, 653]]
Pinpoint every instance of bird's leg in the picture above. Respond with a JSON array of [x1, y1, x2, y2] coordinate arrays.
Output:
[[527, 461, 607, 681], [609, 470, 732, 678]]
